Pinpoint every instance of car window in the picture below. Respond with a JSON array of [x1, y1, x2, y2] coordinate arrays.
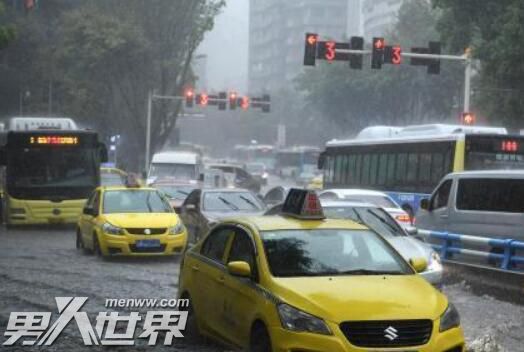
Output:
[[431, 179, 452, 210], [201, 228, 234, 263], [260, 229, 412, 277], [456, 178, 524, 213], [227, 230, 257, 278]]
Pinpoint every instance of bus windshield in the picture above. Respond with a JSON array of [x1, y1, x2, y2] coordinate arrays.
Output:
[[7, 147, 98, 199]]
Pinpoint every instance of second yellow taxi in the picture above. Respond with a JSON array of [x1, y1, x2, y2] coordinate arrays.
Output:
[[76, 179, 187, 256], [178, 189, 465, 352]]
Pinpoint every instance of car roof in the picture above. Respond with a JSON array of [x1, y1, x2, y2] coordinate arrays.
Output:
[[222, 215, 369, 232], [98, 186, 157, 192], [448, 170, 524, 178], [321, 188, 390, 197], [320, 200, 377, 208], [201, 188, 253, 193]]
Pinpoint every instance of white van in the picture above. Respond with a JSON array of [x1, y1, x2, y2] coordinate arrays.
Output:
[[416, 170, 524, 241], [147, 151, 202, 185]]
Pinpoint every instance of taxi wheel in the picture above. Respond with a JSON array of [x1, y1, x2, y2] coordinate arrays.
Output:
[[250, 323, 272, 352], [92, 234, 103, 257], [183, 296, 201, 341]]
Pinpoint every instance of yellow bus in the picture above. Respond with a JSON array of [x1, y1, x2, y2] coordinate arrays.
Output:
[[0, 117, 107, 225], [320, 124, 524, 216]]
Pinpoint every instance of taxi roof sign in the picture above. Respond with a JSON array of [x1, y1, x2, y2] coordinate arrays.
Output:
[[281, 188, 325, 220]]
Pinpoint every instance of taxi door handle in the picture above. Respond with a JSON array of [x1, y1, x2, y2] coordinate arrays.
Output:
[[216, 276, 225, 284], [191, 265, 200, 272]]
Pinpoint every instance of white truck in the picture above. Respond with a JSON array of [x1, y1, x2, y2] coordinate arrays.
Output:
[[147, 151, 202, 185]]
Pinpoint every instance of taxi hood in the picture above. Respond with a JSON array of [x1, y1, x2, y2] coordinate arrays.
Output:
[[270, 275, 447, 323], [103, 213, 180, 228]]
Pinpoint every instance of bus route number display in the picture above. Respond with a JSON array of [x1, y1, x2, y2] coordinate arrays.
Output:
[[29, 136, 79, 145]]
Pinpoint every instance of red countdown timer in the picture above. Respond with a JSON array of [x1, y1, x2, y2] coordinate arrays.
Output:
[[501, 140, 519, 153], [392, 45, 402, 65], [325, 41, 336, 62], [30, 136, 79, 145]]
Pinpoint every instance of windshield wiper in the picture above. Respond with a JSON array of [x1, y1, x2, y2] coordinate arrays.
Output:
[[363, 209, 404, 236], [239, 195, 259, 209], [218, 196, 239, 210]]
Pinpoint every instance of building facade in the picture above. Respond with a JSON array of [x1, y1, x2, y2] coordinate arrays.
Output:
[[362, 0, 403, 38], [249, 0, 356, 93]]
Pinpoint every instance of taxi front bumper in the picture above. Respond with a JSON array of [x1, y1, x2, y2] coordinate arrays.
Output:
[[269, 322, 465, 352], [98, 232, 187, 256]]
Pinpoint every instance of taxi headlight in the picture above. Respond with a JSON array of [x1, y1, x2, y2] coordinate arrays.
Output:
[[169, 222, 185, 235], [439, 303, 460, 332], [102, 222, 124, 236], [428, 251, 443, 272], [277, 303, 331, 335]]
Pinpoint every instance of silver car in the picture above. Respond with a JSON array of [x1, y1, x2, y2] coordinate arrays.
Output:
[[321, 200, 443, 286]]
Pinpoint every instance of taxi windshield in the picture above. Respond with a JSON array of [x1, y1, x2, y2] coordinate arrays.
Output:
[[103, 190, 172, 214], [260, 229, 412, 277]]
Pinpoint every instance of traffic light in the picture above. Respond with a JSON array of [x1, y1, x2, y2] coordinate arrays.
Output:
[[196, 93, 208, 106], [185, 89, 194, 108], [461, 112, 476, 125], [304, 33, 318, 66], [262, 94, 271, 113], [229, 92, 237, 110], [428, 41, 441, 74], [218, 92, 227, 110], [349, 36, 364, 69], [371, 37, 385, 69]]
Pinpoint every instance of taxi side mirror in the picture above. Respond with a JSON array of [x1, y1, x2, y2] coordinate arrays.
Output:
[[227, 261, 251, 278], [420, 198, 430, 211], [409, 257, 428, 273], [83, 207, 97, 217]]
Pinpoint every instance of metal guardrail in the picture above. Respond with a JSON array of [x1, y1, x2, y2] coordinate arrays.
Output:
[[417, 229, 524, 271]]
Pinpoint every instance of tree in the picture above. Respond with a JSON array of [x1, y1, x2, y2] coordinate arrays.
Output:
[[433, 0, 524, 129], [297, 0, 463, 140], [0, 2, 15, 49]]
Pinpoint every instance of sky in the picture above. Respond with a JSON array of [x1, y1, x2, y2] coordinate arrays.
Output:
[[197, 0, 250, 93]]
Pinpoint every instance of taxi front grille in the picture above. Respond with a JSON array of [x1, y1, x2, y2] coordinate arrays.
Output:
[[129, 244, 166, 253], [340, 319, 432, 348], [126, 228, 166, 235]]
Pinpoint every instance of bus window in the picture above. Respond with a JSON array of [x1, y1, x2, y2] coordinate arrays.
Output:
[[361, 154, 371, 186], [387, 153, 396, 186], [431, 153, 444, 183], [406, 153, 419, 183], [419, 153, 432, 184], [396, 153, 407, 185], [341, 156, 349, 184], [369, 154, 379, 186], [354, 154, 362, 184], [378, 154, 388, 186]]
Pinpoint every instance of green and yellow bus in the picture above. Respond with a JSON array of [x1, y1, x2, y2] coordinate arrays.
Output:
[[320, 124, 524, 216], [0, 117, 107, 225]]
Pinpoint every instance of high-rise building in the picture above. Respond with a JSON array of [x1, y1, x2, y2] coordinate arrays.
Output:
[[362, 0, 403, 38], [249, 0, 356, 93]]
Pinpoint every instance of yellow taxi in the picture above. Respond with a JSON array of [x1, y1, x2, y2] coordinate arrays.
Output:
[[76, 178, 187, 257], [178, 189, 465, 352]]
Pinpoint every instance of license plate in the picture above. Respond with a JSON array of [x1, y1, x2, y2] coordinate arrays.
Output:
[[135, 239, 161, 248]]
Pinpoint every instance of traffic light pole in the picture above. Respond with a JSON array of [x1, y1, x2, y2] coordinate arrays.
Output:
[[334, 48, 473, 113], [144, 92, 184, 173]]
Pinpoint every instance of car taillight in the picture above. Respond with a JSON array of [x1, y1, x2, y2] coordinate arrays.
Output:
[[396, 214, 411, 223]]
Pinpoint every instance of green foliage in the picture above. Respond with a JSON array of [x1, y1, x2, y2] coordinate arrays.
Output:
[[0, 2, 16, 49], [0, 0, 224, 170], [296, 0, 463, 139], [434, 0, 524, 128]]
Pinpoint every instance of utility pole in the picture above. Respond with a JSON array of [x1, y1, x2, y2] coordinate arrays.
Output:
[[145, 90, 153, 173]]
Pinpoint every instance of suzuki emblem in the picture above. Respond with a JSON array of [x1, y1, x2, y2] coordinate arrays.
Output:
[[384, 326, 398, 341], [144, 229, 151, 235]]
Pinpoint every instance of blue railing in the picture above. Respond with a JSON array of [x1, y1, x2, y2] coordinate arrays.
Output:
[[417, 230, 524, 271]]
